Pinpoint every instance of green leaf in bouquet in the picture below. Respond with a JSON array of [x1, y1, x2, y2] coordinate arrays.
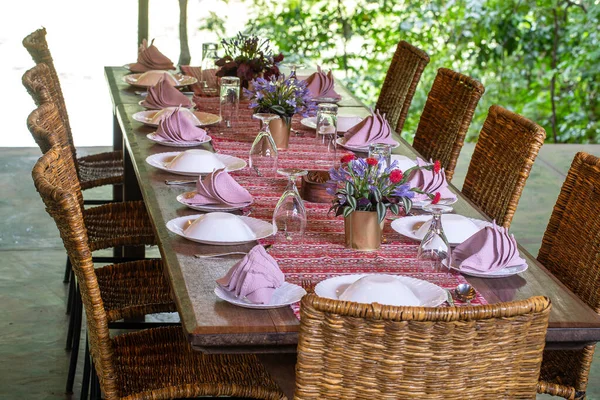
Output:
[[389, 203, 400, 215], [343, 206, 354, 218], [345, 181, 355, 196], [346, 195, 357, 210], [376, 201, 386, 224]]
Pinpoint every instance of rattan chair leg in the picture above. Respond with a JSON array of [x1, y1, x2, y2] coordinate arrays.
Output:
[[66, 285, 82, 394], [80, 335, 91, 400], [65, 280, 77, 350], [63, 256, 71, 283]]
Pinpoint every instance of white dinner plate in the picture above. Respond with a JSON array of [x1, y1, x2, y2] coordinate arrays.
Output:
[[138, 99, 194, 109], [390, 214, 491, 245], [336, 137, 400, 152], [300, 116, 363, 133], [315, 274, 447, 307], [123, 73, 197, 88], [312, 96, 341, 103], [442, 259, 529, 278], [176, 191, 252, 212], [214, 282, 306, 309], [146, 132, 212, 148], [133, 110, 221, 127], [146, 151, 246, 176], [166, 214, 274, 245], [390, 155, 417, 172]]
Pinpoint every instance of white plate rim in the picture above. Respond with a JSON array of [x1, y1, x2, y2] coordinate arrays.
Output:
[[138, 99, 194, 109], [122, 73, 197, 88], [132, 110, 221, 127], [176, 191, 253, 212], [166, 214, 275, 245], [214, 282, 306, 309], [146, 132, 212, 148], [336, 137, 400, 152], [145, 151, 247, 176], [314, 274, 447, 307], [442, 259, 529, 278], [390, 215, 491, 245]]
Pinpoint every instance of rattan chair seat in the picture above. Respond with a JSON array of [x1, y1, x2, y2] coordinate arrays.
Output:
[[83, 200, 156, 252], [112, 326, 285, 399], [77, 150, 124, 190], [96, 259, 176, 322], [23, 28, 124, 192]]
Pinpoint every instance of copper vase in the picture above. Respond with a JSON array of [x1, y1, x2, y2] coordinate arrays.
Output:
[[269, 118, 291, 150], [344, 211, 383, 251]]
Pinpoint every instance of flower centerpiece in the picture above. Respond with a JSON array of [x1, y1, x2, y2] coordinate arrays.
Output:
[[244, 76, 317, 149], [328, 154, 441, 250], [215, 32, 284, 88]]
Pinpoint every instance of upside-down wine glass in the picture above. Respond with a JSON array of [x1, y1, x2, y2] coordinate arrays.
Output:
[[249, 113, 279, 177], [273, 168, 308, 241], [417, 204, 454, 271]]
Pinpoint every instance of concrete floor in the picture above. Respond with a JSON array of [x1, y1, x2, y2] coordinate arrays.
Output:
[[0, 144, 598, 399]]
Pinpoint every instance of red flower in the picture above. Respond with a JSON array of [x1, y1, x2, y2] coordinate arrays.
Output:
[[366, 157, 378, 166], [433, 160, 441, 174], [389, 169, 403, 183], [431, 192, 441, 204], [340, 154, 355, 164], [273, 53, 285, 63]]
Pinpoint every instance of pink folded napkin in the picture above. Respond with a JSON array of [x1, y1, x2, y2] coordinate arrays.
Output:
[[155, 107, 207, 143], [343, 109, 397, 147], [141, 74, 193, 109], [406, 158, 457, 201], [130, 39, 175, 73], [216, 245, 284, 304], [184, 168, 252, 206], [304, 66, 341, 99], [452, 221, 526, 273]]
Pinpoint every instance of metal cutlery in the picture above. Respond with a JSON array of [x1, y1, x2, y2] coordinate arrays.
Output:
[[454, 283, 476, 305], [194, 244, 271, 259], [165, 179, 196, 185], [135, 90, 194, 96], [445, 289, 456, 306]]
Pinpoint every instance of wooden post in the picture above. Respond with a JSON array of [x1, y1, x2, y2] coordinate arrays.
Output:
[[138, 0, 149, 46], [178, 0, 191, 65]]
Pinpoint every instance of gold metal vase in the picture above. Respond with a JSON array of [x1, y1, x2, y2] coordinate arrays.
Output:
[[269, 118, 291, 150], [344, 211, 383, 251]]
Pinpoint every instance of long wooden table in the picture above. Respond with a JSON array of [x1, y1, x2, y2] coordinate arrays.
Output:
[[105, 66, 600, 355]]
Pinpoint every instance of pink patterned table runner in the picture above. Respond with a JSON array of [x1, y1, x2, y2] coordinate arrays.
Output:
[[193, 97, 487, 314]]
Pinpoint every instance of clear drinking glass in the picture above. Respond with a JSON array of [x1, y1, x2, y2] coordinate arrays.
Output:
[[273, 168, 308, 241], [201, 43, 219, 93], [219, 76, 240, 128], [417, 204, 454, 271], [249, 113, 279, 177], [368, 143, 393, 170], [315, 103, 338, 166]]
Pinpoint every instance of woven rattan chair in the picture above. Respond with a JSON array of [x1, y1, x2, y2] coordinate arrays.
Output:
[[375, 40, 430, 134], [461, 105, 546, 228], [32, 145, 285, 400], [295, 294, 551, 399], [412, 68, 485, 181], [22, 28, 123, 193], [536, 152, 600, 400]]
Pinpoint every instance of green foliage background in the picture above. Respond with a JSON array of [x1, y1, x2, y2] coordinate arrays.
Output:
[[202, 0, 599, 143]]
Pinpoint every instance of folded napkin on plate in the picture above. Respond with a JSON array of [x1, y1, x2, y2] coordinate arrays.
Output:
[[343, 109, 397, 147], [141, 74, 193, 109], [452, 221, 526, 273], [406, 158, 457, 201], [304, 66, 341, 99], [216, 245, 284, 304], [155, 107, 207, 143], [185, 168, 252, 206], [130, 39, 175, 72]]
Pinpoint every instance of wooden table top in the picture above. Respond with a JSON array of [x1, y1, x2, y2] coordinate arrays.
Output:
[[105, 66, 600, 353]]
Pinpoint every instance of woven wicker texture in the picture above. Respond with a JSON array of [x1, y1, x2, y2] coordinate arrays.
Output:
[[294, 294, 551, 400], [461, 105, 546, 228], [536, 152, 600, 400], [32, 146, 286, 400], [375, 41, 430, 134], [22, 32, 123, 190], [412, 68, 485, 181], [26, 102, 155, 251]]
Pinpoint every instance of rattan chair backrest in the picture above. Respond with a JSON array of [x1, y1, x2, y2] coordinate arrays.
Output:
[[27, 103, 84, 208], [294, 294, 551, 399], [462, 105, 546, 227], [412, 68, 485, 181], [32, 145, 118, 398], [538, 152, 600, 313], [375, 40, 430, 134], [22, 28, 72, 141]]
